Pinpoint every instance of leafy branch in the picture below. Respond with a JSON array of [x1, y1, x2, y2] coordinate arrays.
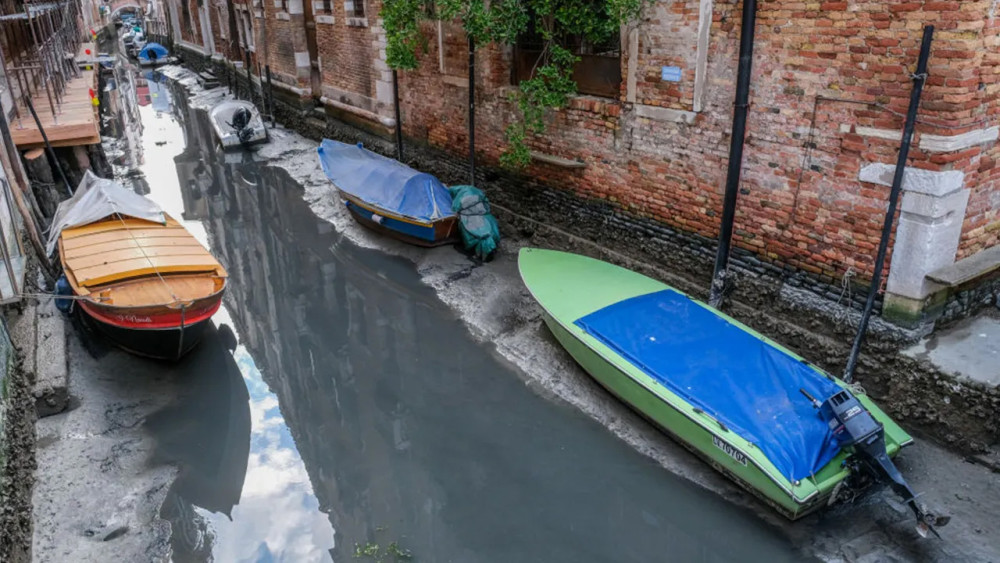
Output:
[[381, 0, 649, 168]]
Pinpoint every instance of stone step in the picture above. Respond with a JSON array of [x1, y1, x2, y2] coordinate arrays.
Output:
[[10, 301, 69, 418], [34, 301, 69, 417], [197, 71, 220, 89]]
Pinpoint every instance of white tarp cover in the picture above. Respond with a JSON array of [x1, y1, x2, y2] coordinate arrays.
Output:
[[46, 171, 166, 255]]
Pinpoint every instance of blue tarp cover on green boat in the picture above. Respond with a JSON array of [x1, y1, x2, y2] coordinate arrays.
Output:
[[575, 289, 843, 481], [317, 139, 454, 222]]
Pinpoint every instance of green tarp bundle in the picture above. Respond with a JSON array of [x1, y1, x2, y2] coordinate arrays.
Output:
[[448, 185, 500, 260]]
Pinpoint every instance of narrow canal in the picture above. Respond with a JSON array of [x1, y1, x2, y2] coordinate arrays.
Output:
[[97, 59, 811, 561]]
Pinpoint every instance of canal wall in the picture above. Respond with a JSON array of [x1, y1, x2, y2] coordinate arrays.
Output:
[[169, 54, 1000, 456]]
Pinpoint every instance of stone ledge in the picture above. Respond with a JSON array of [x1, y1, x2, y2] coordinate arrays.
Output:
[[530, 151, 586, 169], [633, 104, 696, 125], [858, 163, 964, 196], [927, 246, 1000, 288], [855, 126, 902, 141], [919, 126, 999, 153], [441, 74, 467, 88]]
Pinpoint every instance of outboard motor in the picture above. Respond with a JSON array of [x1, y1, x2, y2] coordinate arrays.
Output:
[[227, 107, 255, 145], [802, 388, 950, 537]]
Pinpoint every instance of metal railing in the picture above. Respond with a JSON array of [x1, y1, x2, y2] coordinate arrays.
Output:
[[0, 0, 83, 127]]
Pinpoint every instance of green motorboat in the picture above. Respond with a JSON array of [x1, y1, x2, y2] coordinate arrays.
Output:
[[519, 248, 945, 531]]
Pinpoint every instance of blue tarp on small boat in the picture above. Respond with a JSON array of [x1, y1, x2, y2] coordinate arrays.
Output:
[[138, 42, 168, 63], [317, 139, 453, 222], [575, 289, 843, 481]]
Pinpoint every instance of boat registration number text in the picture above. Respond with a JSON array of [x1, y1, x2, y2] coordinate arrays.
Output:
[[712, 435, 748, 466]]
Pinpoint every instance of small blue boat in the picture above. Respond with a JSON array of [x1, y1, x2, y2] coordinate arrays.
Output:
[[317, 139, 459, 246], [137, 42, 169, 67]]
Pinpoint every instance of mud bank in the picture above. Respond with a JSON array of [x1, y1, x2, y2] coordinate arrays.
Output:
[[1, 306, 38, 563], [175, 48, 1000, 455], [31, 327, 177, 562], [164, 65, 1000, 562]]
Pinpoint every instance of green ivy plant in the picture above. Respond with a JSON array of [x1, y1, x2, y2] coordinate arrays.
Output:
[[382, 0, 648, 168]]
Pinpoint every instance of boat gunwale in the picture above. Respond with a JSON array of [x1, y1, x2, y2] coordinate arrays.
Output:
[[80, 277, 228, 311], [337, 188, 457, 228]]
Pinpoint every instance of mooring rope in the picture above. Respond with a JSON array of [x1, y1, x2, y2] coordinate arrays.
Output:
[[17, 292, 109, 302], [833, 266, 856, 327]]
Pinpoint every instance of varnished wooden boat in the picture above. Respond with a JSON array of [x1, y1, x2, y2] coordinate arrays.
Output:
[[58, 215, 227, 360]]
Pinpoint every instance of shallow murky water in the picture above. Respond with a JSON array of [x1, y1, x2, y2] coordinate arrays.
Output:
[[99, 59, 810, 562]]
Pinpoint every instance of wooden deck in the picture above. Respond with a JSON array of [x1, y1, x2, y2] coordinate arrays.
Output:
[[59, 215, 227, 292], [9, 69, 100, 149]]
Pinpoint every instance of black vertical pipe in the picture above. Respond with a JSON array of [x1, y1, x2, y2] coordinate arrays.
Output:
[[245, 51, 253, 105], [709, 0, 757, 308], [393, 69, 403, 161], [24, 97, 72, 196], [843, 25, 934, 383], [468, 35, 476, 186], [266, 65, 275, 127]]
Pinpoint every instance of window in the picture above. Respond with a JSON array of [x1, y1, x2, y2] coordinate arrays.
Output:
[[242, 11, 254, 48], [350, 0, 364, 18], [321, 0, 332, 12], [181, 0, 192, 34], [511, 22, 622, 99], [217, 6, 227, 38]]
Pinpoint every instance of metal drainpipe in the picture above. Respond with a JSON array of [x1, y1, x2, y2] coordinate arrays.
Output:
[[393, 69, 403, 161], [843, 26, 935, 383], [708, 0, 757, 308], [468, 34, 475, 187]]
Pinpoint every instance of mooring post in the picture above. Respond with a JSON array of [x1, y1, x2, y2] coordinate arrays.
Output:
[[24, 96, 72, 196], [843, 25, 935, 383], [245, 51, 253, 106], [709, 0, 757, 308], [266, 65, 275, 127], [468, 34, 476, 186], [392, 69, 403, 161]]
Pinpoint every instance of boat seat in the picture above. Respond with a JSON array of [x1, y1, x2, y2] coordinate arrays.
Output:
[[60, 216, 226, 288]]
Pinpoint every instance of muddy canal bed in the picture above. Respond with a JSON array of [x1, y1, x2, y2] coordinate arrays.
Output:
[[29, 62, 1000, 563]]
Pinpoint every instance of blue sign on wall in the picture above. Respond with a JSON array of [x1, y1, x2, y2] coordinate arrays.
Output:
[[661, 66, 682, 82]]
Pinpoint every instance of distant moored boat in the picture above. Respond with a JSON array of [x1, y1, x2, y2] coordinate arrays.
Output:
[[317, 139, 459, 247], [209, 99, 268, 149]]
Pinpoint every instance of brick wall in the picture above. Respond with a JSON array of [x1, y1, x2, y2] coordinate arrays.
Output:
[[181, 0, 1000, 316], [207, 0, 229, 57], [316, 0, 377, 101], [261, 0, 303, 86], [965, 2, 1000, 257], [392, 0, 1000, 290], [178, 0, 203, 45]]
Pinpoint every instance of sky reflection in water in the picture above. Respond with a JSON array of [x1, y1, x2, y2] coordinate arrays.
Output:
[[131, 77, 336, 561]]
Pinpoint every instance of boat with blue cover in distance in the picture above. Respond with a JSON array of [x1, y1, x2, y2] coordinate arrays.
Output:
[[317, 139, 458, 247], [137, 42, 169, 67], [519, 248, 945, 529]]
